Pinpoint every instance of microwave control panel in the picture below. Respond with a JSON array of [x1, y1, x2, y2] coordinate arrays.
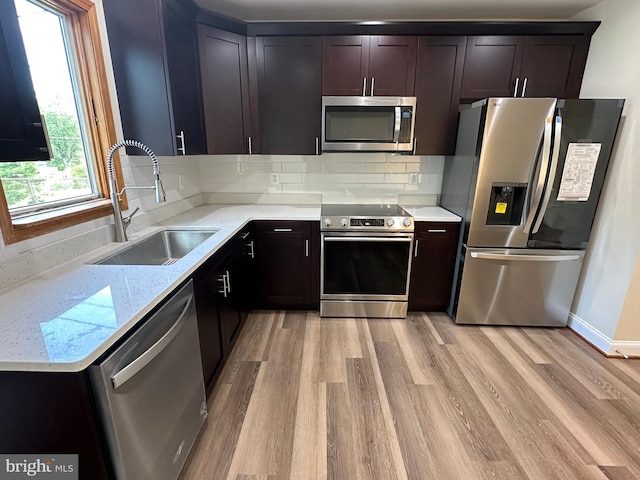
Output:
[[398, 107, 413, 143]]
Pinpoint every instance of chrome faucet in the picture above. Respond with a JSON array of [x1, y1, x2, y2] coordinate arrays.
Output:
[[106, 140, 166, 242]]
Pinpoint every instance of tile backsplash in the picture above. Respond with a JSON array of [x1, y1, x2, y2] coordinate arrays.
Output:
[[198, 153, 444, 205]]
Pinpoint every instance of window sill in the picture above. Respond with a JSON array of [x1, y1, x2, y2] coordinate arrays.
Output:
[[2, 199, 115, 245]]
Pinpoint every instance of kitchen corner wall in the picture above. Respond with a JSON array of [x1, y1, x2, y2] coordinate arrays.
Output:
[[570, 0, 640, 351], [198, 153, 443, 205]]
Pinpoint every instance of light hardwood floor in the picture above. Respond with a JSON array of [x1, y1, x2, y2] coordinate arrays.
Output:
[[179, 311, 640, 480]]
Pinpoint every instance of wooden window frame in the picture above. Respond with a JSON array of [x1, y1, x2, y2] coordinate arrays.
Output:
[[0, 0, 125, 245]]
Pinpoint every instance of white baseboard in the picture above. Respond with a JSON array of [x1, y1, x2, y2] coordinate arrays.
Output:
[[568, 313, 640, 357]]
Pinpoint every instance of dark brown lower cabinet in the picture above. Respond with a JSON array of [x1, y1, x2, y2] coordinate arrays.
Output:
[[409, 221, 460, 311], [255, 220, 319, 309], [193, 226, 256, 391], [0, 371, 111, 479]]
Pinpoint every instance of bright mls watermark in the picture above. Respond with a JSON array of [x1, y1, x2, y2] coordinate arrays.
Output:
[[0, 455, 77, 479]]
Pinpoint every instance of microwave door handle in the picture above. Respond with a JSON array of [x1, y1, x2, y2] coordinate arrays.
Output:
[[532, 116, 563, 234], [393, 107, 401, 143], [523, 116, 553, 234]]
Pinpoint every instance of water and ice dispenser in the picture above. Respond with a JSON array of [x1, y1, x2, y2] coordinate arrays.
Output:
[[486, 184, 527, 226]]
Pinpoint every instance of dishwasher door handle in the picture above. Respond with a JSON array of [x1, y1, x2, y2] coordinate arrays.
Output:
[[111, 294, 193, 390]]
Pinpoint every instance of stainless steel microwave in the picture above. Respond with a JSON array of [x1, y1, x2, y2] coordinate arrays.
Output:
[[321, 96, 417, 153]]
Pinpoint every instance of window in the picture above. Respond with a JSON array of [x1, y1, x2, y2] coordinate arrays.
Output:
[[0, 0, 122, 245]]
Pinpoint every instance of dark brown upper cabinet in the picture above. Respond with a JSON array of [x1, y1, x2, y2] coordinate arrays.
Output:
[[460, 35, 590, 100], [103, 0, 206, 156], [322, 36, 418, 97], [197, 25, 255, 154], [414, 36, 466, 155], [254, 37, 322, 155], [518, 36, 589, 99], [0, 0, 51, 162]]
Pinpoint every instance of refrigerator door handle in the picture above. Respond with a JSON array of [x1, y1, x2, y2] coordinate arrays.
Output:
[[471, 252, 581, 262], [532, 116, 563, 234], [523, 116, 553, 234]]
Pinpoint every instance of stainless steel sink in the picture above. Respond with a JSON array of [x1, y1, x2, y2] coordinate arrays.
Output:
[[93, 229, 218, 266]]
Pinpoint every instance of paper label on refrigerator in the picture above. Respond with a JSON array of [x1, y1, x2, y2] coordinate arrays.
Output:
[[495, 202, 507, 214], [557, 143, 601, 201]]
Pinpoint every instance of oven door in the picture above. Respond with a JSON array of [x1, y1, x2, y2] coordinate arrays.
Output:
[[321, 232, 414, 301]]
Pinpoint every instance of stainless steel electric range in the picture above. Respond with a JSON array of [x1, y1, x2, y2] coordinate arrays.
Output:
[[320, 204, 414, 318]]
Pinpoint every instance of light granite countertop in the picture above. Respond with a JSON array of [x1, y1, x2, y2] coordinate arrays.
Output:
[[0, 204, 459, 372]]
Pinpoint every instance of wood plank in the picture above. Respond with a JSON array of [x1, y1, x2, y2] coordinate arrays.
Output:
[[391, 316, 436, 385], [289, 313, 325, 480], [226, 316, 305, 478], [599, 466, 640, 480], [180, 361, 261, 480], [357, 319, 409, 480], [326, 382, 358, 480]]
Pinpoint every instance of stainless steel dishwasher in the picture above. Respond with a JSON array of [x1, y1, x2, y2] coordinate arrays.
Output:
[[90, 280, 207, 480]]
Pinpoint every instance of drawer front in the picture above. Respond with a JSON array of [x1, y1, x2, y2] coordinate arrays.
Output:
[[255, 220, 310, 237], [415, 221, 460, 238]]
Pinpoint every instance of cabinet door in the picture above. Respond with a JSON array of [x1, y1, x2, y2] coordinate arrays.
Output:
[[104, 0, 205, 155], [414, 36, 466, 155], [163, 0, 206, 155], [0, 0, 50, 162], [409, 222, 460, 311], [368, 36, 418, 96], [322, 36, 370, 95], [193, 271, 224, 387], [198, 25, 252, 154], [104, 0, 175, 155], [460, 36, 525, 100], [255, 221, 313, 308], [233, 227, 257, 324], [519, 36, 589, 99], [219, 257, 243, 354], [256, 37, 322, 154]]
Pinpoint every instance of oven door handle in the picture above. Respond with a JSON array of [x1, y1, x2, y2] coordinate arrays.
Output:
[[324, 236, 413, 242]]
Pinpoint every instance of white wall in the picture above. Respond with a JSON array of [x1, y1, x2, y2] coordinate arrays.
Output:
[[571, 0, 640, 345]]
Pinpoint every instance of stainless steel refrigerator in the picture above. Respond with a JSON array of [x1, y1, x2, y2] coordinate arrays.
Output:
[[441, 97, 624, 326]]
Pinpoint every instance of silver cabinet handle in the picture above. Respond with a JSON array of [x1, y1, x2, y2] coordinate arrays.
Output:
[[111, 294, 192, 389], [225, 270, 231, 293], [218, 273, 228, 297], [427, 229, 447, 233], [414, 239, 419, 258], [247, 240, 255, 259], [521, 77, 528, 97], [273, 228, 293, 232], [362, 77, 367, 96], [513, 77, 520, 97], [248, 136, 253, 155], [533, 116, 562, 234], [305, 239, 309, 257], [524, 116, 553, 234], [177, 130, 186, 155], [471, 252, 581, 262], [324, 236, 413, 243], [412, 137, 417, 155], [315, 136, 320, 155], [370, 77, 375, 96]]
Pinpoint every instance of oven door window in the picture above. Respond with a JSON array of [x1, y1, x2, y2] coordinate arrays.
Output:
[[323, 238, 410, 295], [325, 106, 395, 142]]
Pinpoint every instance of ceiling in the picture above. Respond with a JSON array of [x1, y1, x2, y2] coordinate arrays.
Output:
[[194, 0, 606, 22]]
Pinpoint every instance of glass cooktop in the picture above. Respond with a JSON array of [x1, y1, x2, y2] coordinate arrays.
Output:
[[321, 204, 409, 217]]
